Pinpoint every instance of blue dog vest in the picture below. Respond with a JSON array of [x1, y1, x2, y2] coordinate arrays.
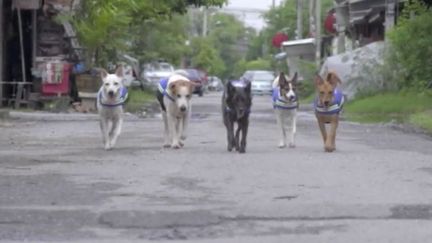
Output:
[[98, 87, 128, 107], [314, 88, 345, 114], [158, 77, 175, 101], [272, 87, 298, 110]]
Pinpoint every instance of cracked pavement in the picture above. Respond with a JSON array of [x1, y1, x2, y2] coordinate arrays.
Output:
[[1, 92, 432, 242]]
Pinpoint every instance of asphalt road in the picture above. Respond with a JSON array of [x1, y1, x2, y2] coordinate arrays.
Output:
[[1, 92, 432, 243]]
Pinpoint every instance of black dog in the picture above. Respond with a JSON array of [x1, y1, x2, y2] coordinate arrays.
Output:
[[222, 79, 252, 153]]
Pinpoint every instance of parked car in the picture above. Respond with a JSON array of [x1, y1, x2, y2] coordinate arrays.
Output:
[[183, 68, 207, 97], [141, 61, 175, 90], [242, 70, 275, 95], [207, 76, 223, 91]]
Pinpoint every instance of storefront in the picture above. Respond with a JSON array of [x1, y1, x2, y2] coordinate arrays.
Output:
[[0, 0, 80, 108]]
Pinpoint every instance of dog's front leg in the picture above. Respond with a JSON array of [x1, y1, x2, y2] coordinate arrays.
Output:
[[181, 107, 191, 141], [327, 118, 339, 152], [316, 116, 328, 150], [168, 114, 181, 149], [239, 119, 248, 153], [275, 110, 286, 148], [162, 112, 170, 148], [288, 110, 297, 148], [226, 120, 235, 152], [109, 116, 122, 149], [100, 119, 110, 150], [235, 125, 241, 151], [177, 116, 185, 147]]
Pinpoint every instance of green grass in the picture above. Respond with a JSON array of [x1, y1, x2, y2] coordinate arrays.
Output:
[[409, 110, 432, 133], [346, 92, 431, 113], [300, 94, 314, 104], [345, 90, 432, 134], [125, 88, 155, 113], [345, 91, 432, 123]]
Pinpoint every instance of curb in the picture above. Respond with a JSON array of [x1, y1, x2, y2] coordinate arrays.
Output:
[[0, 109, 10, 119], [7, 111, 144, 122]]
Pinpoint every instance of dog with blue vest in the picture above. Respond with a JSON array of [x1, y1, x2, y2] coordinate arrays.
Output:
[[97, 65, 128, 150], [314, 71, 345, 152], [156, 70, 195, 149], [272, 72, 299, 148]]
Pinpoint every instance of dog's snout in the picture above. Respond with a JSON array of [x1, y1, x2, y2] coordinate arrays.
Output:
[[108, 90, 114, 96], [324, 101, 330, 106], [180, 106, 187, 112]]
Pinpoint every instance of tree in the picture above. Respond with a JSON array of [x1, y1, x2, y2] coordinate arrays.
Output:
[[247, 0, 335, 60], [386, 0, 432, 89], [69, 0, 227, 67], [129, 14, 190, 66], [207, 13, 249, 78], [190, 37, 226, 76]]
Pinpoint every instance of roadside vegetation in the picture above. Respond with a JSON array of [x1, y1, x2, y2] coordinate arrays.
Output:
[[125, 88, 155, 114], [345, 91, 432, 128], [345, 0, 432, 133]]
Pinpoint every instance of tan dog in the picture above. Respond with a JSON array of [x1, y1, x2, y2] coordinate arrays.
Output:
[[314, 72, 344, 152], [157, 74, 194, 149]]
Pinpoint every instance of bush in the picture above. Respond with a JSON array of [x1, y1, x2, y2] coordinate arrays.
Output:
[[387, 1, 432, 89], [297, 59, 318, 98], [244, 58, 272, 70]]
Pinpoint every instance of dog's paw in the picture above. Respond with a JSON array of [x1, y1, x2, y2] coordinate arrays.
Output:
[[278, 142, 286, 148], [324, 145, 335, 152], [179, 141, 184, 147], [104, 144, 112, 151], [238, 147, 246, 153], [180, 135, 187, 140], [171, 143, 181, 149]]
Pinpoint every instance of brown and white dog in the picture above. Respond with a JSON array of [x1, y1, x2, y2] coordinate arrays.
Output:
[[314, 72, 344, 152], [272, 72, 299, 148], [156, 73, 194, 149]]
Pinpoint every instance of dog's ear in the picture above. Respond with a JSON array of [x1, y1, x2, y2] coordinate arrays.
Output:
[[244, 81, 251, 94], [187, 81, 196, 94], [291, 72, 298, 84], [326, 72, 342, 87], [169, 82, 177, 95], [100, 68, 108, 80], [314, 73, 324, 87], [279, 72, 288, 86], [226, 81, 235, 96], [115, 65, 123, 78]]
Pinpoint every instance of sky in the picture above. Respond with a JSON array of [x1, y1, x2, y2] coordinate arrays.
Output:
[[223, 0, 284, 30]]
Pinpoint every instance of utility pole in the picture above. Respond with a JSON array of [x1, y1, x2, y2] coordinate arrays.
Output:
[[335, 2, 347, 53], [202, 7, 208, 36], [309, 0, 315, 36], [272, 0, 276, 8], [0, 0, 3, 106], [315, 0, 321, 68], [385, 0, 396, 34], [296, 0, 303, 39]]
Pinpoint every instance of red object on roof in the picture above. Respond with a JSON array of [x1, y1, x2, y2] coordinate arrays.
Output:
[[272, 32, 289, 48], [325, 12, 337, 34]]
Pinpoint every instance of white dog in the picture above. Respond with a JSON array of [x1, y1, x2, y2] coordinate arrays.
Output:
[[156, 72, 194, 149], [97, 66, 128, 150], [272, 72, 298, 148]]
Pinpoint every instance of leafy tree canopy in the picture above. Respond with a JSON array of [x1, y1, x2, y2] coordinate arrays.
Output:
[[70, 0, 226, 67]]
